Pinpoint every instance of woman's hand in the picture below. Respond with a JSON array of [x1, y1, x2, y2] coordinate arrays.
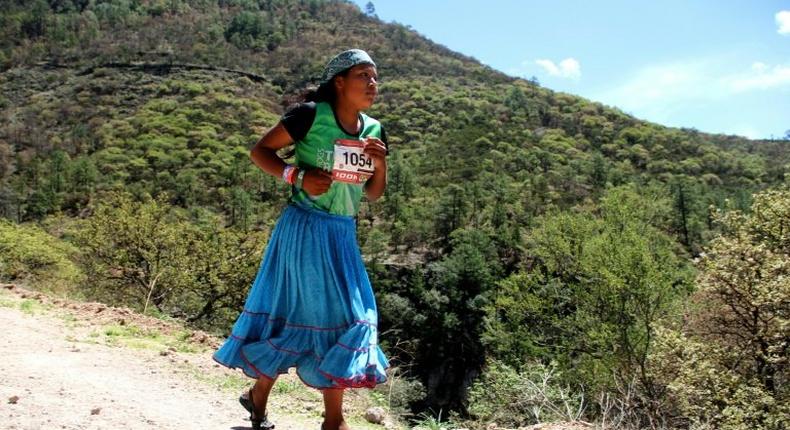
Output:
[[363, 137, 387, 170], [301, 169, 333, 196], [363, 137, 388, 201], [249, 122, 333, 196]]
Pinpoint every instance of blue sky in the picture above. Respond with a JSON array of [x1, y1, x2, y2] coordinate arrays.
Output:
[[351, 0, 790, 140]]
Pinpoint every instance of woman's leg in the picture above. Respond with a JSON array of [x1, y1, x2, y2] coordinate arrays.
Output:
[[251, 375, 277, 418], [322, 388, 350, 430]]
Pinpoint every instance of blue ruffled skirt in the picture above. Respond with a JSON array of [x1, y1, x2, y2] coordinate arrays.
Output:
[[213, 202, 389, 389]]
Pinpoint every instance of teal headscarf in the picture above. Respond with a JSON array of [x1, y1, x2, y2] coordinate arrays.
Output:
[[320, 49, 376, 84]]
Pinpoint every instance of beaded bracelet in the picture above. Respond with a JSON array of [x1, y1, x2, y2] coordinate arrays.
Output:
[[296, 169, 306, 189], [282, 165, 298, 185]]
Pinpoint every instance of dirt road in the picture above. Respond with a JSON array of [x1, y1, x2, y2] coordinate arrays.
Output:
[[0, 287, 375, 430], [0, 285, 593, 430]]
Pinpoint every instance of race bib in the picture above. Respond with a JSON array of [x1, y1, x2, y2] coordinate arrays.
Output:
[[332, 139, 374, 184]]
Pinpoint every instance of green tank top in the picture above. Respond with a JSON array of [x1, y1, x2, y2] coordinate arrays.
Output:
[[291, 102, 383, 216]]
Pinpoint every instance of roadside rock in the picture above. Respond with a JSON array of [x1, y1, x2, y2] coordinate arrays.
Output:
[[364, 406, 386, 424]]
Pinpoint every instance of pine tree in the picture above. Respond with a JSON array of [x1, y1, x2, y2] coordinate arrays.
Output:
[[364, 1, 376, 17]]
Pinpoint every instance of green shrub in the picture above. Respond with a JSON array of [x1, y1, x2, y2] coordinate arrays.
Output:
[[372, 366, 426, 418], [0, 219, 83, 294], [73, 192, 266, 328], [467, 359, 584, 428], [649, 328, 789, 430]]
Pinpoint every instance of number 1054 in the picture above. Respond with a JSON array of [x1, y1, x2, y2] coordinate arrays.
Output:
[[342, 151, 373, 171]]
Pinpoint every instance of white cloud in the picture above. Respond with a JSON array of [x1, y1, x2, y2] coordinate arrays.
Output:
[[594, 61, 711, 119], [593, 59, 790, 124], [726, 63, 790, 92], [535, 57, 581, 80], [777, 10, 790, 35], [730, 125, 763, 140]]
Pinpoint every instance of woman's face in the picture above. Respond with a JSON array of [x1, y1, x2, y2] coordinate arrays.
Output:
[[335, 64, 378, 110]]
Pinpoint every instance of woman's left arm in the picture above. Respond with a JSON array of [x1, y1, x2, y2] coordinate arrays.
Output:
[[363, 137, 388, 201]]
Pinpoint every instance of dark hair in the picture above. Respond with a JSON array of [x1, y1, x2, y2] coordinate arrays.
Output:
[[277, 69, 354, 159], [304, 81, 337, 104], [283, 68, 352, 109]]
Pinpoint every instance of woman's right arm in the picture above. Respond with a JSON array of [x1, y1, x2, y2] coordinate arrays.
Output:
[[250, 123, 332, 195], [250, 122, 294, 178]]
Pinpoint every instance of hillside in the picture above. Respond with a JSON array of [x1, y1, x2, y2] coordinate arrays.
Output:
[[2, 1, 787, 238], [1, 0, 788, 427], [2, 0, 787, 224]]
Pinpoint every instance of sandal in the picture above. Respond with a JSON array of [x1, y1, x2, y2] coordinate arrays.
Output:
[[239, 388, 275, 430]]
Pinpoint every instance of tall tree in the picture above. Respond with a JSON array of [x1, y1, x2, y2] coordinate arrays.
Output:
[[364, 1, 376, 17], [649, 187, 790, 430], [694, 188, 790, 396]]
